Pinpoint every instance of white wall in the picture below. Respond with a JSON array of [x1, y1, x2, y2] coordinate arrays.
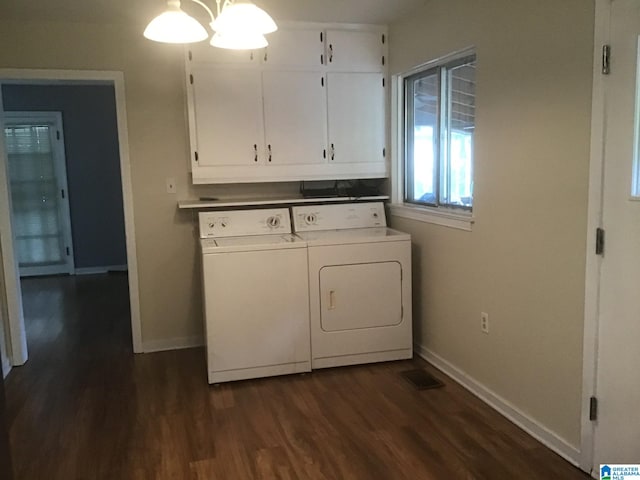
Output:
[[389, 0, 594, 449]]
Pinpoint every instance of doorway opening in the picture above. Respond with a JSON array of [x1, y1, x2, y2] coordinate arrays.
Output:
[[0, 70, 142, 370]]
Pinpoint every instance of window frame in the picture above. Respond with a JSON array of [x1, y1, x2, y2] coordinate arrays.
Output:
[[391, 47, 476, 230]]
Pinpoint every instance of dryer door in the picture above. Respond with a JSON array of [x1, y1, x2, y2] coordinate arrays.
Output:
[[319, 261, 402, 331]]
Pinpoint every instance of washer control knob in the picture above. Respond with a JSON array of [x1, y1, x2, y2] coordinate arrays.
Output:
[[305, 213, 317, 225], [266, 215, 281, 229]]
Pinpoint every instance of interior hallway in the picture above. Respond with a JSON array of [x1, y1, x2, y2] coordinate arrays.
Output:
[[4, 274, 590, 479]]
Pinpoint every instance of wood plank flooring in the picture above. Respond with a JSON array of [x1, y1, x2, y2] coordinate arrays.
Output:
[[5, 274, 590, 479]]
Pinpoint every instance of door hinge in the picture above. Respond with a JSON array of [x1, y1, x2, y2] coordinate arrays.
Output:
[[66, 247, 70, 256], [190, 74, 194, 84], [602, 44, 611, 75], [61, 189, 65, 199], [589, 396, 598, 421], [56, 130, 60, 140], [596, 227, 605, 255], [194, 151, 199, 162]]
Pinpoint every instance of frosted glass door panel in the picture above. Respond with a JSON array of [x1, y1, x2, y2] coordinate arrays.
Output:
[[4, 116, 74, 276]]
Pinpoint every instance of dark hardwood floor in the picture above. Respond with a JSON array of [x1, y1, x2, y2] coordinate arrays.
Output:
[[5, 274, 590, 479]]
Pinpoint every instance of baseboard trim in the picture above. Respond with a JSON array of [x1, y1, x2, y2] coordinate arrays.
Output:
[[414, 343, 581, 467], [75, 264, 127, 275], [142, 336, 204, 353]]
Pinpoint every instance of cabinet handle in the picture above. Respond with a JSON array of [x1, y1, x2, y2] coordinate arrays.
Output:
[[268, 144, 272, 162], [254, 144, 258, 162], [329, 290, 336, 310], [330, 143, 335, 161], [329, 44, 333, 63]]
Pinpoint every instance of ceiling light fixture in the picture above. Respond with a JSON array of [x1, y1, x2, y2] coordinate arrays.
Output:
[[143, 0, 277, 49]]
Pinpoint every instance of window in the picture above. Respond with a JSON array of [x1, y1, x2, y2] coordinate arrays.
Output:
[[404, 52, 476, 211]]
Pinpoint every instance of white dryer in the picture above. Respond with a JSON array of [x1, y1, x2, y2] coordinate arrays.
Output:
[[291, 202, 413, 369], [199, 208, 311, 384]]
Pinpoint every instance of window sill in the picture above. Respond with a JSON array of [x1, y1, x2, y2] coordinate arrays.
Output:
[[389, 203, 474, 231]]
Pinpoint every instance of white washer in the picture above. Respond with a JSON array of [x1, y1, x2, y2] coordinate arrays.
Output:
[[199, 208, 311, 384], [292, 202, 413, 369]]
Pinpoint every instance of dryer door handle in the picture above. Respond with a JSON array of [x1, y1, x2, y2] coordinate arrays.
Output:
[[328, 290, 336, 310]]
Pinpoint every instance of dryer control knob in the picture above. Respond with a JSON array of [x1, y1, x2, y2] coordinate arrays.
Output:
[[305, 213, 317, 225]]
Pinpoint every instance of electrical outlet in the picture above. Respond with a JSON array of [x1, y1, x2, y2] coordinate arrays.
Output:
[[166, 177, 177, 194], [481, 312, 489, 334]]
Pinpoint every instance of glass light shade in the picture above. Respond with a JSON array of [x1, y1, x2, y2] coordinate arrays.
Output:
[[211, 2, 277, 34], [210, 31, 268, 50], [144, 4, 208, 44]]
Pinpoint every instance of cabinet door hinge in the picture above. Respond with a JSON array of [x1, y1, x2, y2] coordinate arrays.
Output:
[[602, 44, 611, 75], [190, 74, 194, 85], [194, 151, 199, 162], [589, 396, 598, 421], [596, 227, 605, 255]]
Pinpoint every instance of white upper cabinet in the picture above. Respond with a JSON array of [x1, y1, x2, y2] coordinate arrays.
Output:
[[186, 24, 388, 184], [327, 72, 386, 168], [262, 29, 324, 68], [325, 30, 385, 72], [262, 71, 327, 165], [191, 67, 264, 167]]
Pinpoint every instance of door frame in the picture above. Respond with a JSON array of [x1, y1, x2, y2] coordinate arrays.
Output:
[[0, 69, 143, 365], [581, 0, 611, 474], [3, 111, 76, 277]]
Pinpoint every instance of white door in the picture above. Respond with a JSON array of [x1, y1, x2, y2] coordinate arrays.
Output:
[[191, 66, 264, 166], [3, 112, 74, 277], [262, 70, 327, 165], [325, 30, 384, 72], [327, 72, 386, 164], [262, 28, 324, 67], [592, 0, 640, 469]]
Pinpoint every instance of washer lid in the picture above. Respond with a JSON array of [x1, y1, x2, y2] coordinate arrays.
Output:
[[295, 227, 410, 246], [201, 233, 305, 253]]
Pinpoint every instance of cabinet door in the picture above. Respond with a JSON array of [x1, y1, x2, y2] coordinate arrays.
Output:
[[188, 43, 256, 64], [263, 29, 324, 68], [262, 71, 327, 165], [327, 72, 385, 164], [325, 30, 385, 72], [191, 67, 264, 166]]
